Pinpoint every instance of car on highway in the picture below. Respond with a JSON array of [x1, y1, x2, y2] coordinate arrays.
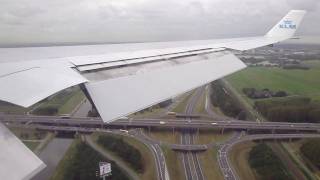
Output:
[[60, 114, 71, 119], [120, 129, 129, 133], [167, 111, 176, 116], [159, 121, 166, 125], [211, 122, 217, 125]]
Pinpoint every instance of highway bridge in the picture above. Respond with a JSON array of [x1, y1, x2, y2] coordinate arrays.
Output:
[[1, 114, 320, 132]]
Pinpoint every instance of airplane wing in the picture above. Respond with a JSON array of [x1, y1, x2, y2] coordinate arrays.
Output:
[[0, 10, 306, 121], [0, 10, 305, 122], [0, 10, 306, 180]]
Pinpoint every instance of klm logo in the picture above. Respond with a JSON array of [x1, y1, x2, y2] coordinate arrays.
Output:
[[279, 20, 296, 29]]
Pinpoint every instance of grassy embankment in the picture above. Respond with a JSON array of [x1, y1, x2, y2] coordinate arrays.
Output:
[[92, 133, 157, 180], [229, 141, 257, 180], [38, 87, 84, 115], [162, 146, 185, 180]]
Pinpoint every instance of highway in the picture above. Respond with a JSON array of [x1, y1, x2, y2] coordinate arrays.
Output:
[[2, 114, 320, 132], [180, 87, 205, 180], [8, 122, 170, 180], [8, 122, 320, 180], [217, 132, 320, 180], [131, 129, 170, 180], [6, 122, 320, 180]]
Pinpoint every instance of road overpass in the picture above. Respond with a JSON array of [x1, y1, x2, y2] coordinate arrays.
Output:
[[218, 133, 320, 180], [1, 114, 320, 132]]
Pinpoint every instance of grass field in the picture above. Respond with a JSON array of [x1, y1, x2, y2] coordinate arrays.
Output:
[[162, 146, 185, 180], [0, 101, 31, 114], [148, 129, 180, 144], [196, 130, 233, 144], [194, 89, 206, 114], [199, 147, 224, 180], [34, 87, 85, 115], [225, 60, 320, 101], [172, 91, 194, 113], [229, 141, 257, 180], [58, 90, 85, 114]]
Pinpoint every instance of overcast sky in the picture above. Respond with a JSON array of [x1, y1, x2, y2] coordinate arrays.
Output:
[[0, 0, 319, 45]]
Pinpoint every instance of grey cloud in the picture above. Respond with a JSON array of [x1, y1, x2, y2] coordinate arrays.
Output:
[[286, 0, 320, 11], [0, 0, 319, 45]]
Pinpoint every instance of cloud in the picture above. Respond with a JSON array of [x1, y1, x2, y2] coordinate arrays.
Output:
[[286, 0, 320, 11], [0, 0, 319, 45]]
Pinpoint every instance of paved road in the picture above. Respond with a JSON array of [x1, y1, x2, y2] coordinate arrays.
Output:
[[132, 129, 170, 180], [7, 123, 320, 180], [180, 87, 205, 180], [2, 114, 320, 132], [217, 132, 320, 180]]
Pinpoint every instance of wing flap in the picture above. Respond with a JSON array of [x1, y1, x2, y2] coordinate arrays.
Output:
[[86, 52, 246, 122], [0, 66, 87, 107]]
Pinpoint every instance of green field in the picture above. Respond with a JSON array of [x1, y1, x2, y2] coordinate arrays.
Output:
[[162, 146, 185, 180], [199, 147, 224, 180], [229, 141, 257, 180], [225, 60, 320, 101]]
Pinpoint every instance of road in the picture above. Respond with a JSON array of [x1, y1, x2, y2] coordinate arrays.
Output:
[[10, 122, 320, 180], [132, 129, 170, 180], [217, 132, 320, 180], [180, 87, 205, 180], [2, 114, 320, 132], [7, 122, 320, 180]]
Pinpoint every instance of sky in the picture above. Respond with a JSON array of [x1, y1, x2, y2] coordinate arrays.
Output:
[[0, 0, 320, 45]]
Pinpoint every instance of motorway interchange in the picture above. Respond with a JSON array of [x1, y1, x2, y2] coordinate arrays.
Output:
[[1, 87, 320, 180]]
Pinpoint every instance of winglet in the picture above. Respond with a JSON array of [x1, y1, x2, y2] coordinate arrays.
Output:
[[266, 10, 306, 40]]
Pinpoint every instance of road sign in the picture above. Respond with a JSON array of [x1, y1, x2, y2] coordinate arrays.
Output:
[[99, 162, 111, 177]]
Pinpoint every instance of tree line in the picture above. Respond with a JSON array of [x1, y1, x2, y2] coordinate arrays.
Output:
[[249, 143, 293, 180], [300, 139, 320, 168], [60, 141, 129, 180], [210, 81, 246, 119], [243, 88, 287, 99], [254, 96, 320, 123], [97, 134, 144, 173]]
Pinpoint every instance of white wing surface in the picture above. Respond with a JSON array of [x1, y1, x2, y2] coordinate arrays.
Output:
[[0, 10, 306, 179], [0, 10, 306, 121], [0, 123, 45, 180]]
